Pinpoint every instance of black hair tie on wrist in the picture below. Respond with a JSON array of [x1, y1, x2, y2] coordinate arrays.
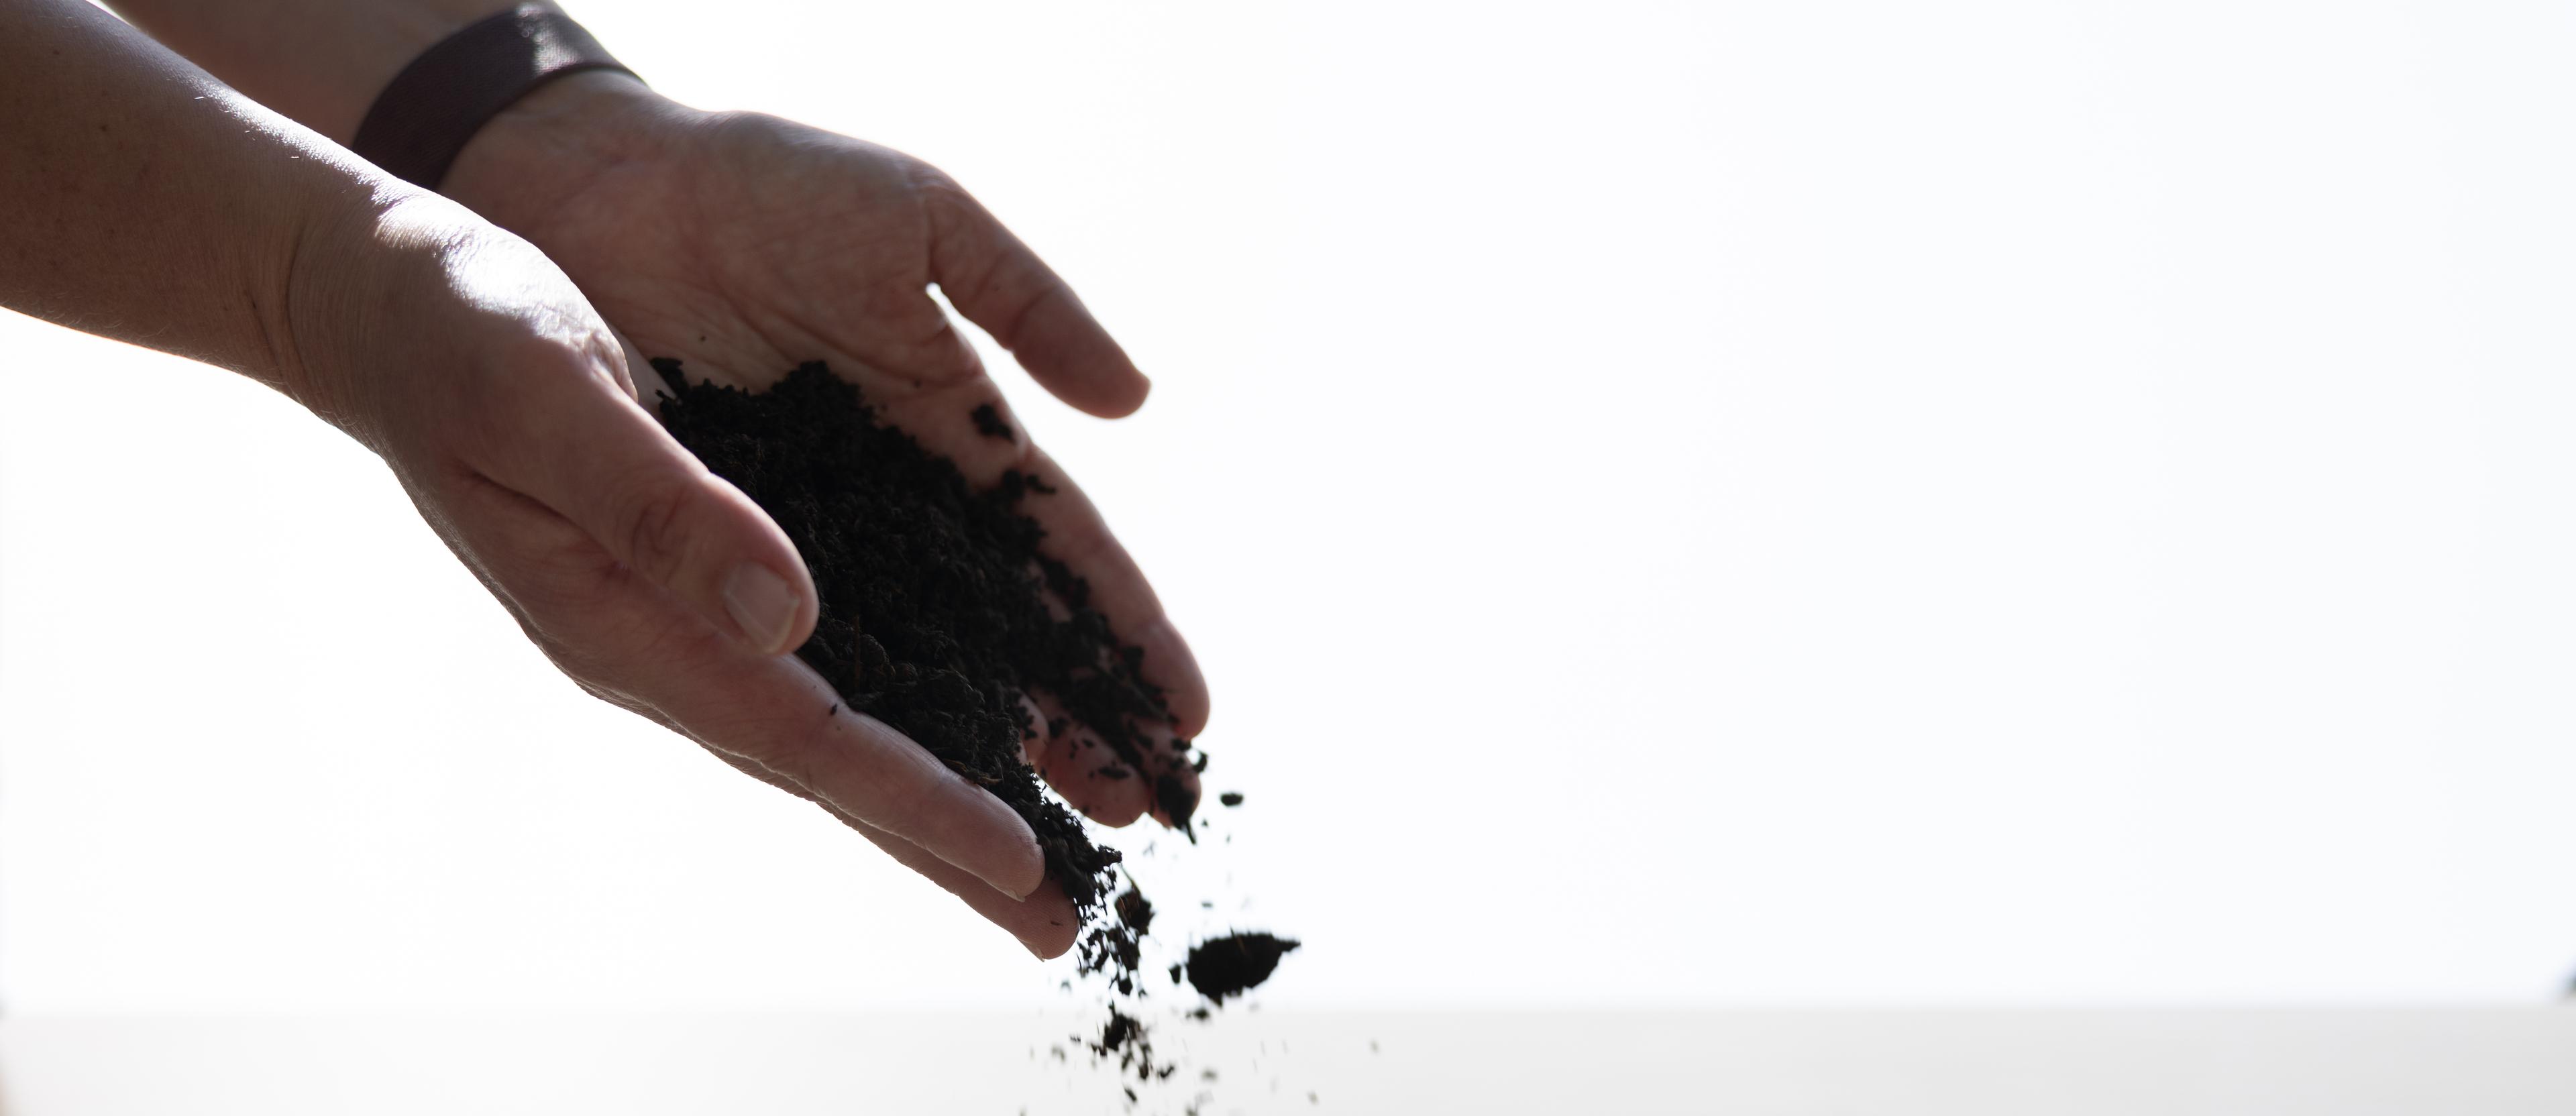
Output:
[[352, 3, 637, 190]]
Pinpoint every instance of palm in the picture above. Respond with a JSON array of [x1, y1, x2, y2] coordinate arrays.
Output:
[[492, 108, 1207, 828], [528, 117, 951, 398]]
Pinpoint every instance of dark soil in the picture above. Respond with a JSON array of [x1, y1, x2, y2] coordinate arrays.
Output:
[[1185, 933, 1302, 1003], [650, 359, 1298, 1103], [1089, 1007, 1165, 1082], [970, 402, 1015, 442], [651, 359, 1188, 911]]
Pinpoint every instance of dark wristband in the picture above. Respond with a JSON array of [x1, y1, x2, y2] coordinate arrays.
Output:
[[352, 4, 637, 190]]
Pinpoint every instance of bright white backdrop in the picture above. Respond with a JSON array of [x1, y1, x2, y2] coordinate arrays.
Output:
[[7, 0, 2576, 1011]]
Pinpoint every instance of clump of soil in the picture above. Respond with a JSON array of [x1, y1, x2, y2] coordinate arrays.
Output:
[[970, 402, 1015, 442], [652, 359, 1187, 911], [1185, 933, 1302, 1003]]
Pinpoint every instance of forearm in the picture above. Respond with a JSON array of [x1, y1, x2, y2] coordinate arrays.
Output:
[[0, 0, 405, 411], [103, 0, 506, 146], [106, 0, 661, 251]]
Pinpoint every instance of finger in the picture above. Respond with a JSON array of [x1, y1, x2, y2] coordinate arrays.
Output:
[[898, 390, 1212, 738], [852, 817, 1083, 959], [1029, 691, 1150, 828], [697, 742, 1081, 958], [1018, 449, 1210, 738], [442, 468, 1045, 901], [747, 663, 1053, 901], [572, 685, 1075, 957], [918, 168, 1150, 418], [470, 343, 820, 657]]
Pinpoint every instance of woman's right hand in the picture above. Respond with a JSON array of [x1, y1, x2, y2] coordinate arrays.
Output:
[[288, 194, 1083, 958]]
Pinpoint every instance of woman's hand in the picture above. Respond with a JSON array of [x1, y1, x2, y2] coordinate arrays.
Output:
[[299, 192, 1085, 957], [2, 0, 1083, 958], [439, 73, 1211, 832]]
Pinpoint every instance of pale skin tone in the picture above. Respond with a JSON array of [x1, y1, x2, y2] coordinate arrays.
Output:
[[10, 0, 1206, 960]]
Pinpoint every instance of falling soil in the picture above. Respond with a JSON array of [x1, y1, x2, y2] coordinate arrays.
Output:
[[1081, 887, 1155, 996], [1089, 1007, 1163, 1083], [651, 359, 1297, 1105], [1185, 933, 1302, 1003]]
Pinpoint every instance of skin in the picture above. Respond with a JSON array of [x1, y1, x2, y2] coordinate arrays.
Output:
[[99, 1, 1210, 958], [7, 0, 1077, 948]]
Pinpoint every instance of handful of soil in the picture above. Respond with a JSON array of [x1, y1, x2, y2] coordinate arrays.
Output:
[[653, 359, 1296, 1103], [652, 359, 1180, 910]]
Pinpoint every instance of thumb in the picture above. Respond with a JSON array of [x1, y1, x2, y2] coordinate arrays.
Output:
[[478, 343, 818, 655]]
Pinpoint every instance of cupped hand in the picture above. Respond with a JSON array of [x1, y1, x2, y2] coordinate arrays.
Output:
[[439, 75, 1211, 831], [299, 189, 1083, 957]]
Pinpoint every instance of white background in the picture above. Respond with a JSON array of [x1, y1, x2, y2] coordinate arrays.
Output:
[[7, 0, 2576, 1012]]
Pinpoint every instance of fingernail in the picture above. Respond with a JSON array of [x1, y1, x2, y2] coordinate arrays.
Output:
[[722, 563, 800, 654]]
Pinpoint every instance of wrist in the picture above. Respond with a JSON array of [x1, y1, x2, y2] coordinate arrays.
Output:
[[276, 185, 478, 449], [279, 179, 633, 461], [439, 69, 678, 237]]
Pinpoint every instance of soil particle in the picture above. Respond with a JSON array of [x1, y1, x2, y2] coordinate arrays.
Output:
[[1185, 933, 1301, 1003], [1116, 887, 1156, 938], [971, 402, 1015, 442]]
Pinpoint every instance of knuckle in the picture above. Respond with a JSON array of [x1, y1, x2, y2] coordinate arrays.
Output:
[[913, 163, 1004, 269], [608, 476, 701, 585], [991, 278, 1058, 349], [507, 524, 630, 609], [909, 160, 971, 211]]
